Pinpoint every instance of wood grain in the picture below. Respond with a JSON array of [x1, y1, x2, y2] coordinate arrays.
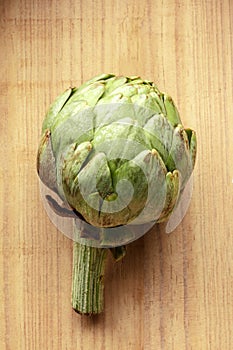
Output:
[[1, 0, 233, 349]]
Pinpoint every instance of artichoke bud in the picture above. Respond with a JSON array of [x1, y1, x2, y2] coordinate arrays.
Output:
[[38, 74, 197, 231]]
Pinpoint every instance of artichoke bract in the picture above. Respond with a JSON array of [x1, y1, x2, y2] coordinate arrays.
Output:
[[37, 74, 196, 314]]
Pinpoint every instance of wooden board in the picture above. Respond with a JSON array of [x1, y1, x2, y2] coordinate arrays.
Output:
[[1, 0, 233, 349]]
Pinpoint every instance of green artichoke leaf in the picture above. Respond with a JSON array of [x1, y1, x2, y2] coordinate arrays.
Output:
[[96, 93, 131, 105], [150, 90, 166, 115], [37, 129, 57, 192], [66, 82, 105, 107], [51, 100, 88, 132], [51, 107, 95, 159], [143, 113, 174, 167], [131, 93, 162, 114], [42, 88, 75, 132], [143, 79, 154, 86], [109, 84, 138, 97], [99, 158, 148, 226], [157, 170, 180, 222], [95, 154, 115, 199], [93, 122, 151, 162], [75, 73, 114, 94], [103, 76, 128, 95], [127, 75, 140, 80], [121, 149, 167, 224], [61, 141, 93, 201], [126, 78, 144, 85], [163, 94, 182, 126], [65, 152, 123, 227], [94, 102, 136, 130], [51, 83, 105, 132], [166, 125, 192, 190], [131, 104, 157, 128], [95, 100, 155, 130], [137, 84, 151, 95], [185, 128, 197, 169]]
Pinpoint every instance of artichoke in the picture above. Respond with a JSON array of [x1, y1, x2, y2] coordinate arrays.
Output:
[[37, 73, 196, 314]]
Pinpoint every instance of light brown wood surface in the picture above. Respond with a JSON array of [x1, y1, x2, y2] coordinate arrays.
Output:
[[1, 0, 233, 349]]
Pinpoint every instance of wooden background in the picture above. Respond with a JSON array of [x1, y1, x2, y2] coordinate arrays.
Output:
[[1, 0, 233, 349]]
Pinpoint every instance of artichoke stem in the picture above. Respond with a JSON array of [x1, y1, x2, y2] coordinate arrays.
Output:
[[72, 242, 108, 315]]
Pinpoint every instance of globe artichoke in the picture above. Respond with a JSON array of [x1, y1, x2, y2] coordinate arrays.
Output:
[[37, 73, 196, 315]]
